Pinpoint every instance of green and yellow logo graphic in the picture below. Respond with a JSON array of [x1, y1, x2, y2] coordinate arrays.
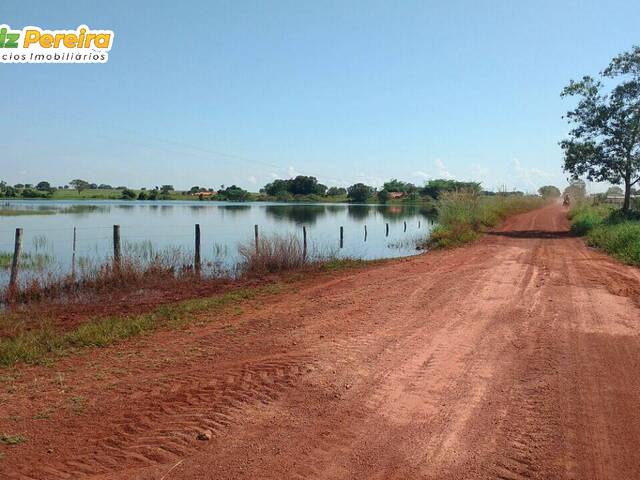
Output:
[[0, 24, 114, 63]]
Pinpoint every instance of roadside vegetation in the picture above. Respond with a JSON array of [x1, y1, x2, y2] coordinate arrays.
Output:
[[0, 285, 277, 367], [569, 202, 640, 266], [426, 190, 546, 248], [0, 249, 367, 367]]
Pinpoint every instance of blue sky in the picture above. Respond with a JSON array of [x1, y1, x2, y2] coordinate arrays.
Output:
[[2, 0, 639, 192]]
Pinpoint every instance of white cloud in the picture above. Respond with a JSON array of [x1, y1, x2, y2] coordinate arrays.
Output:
[[247, 175, 257, 184], [511, 158, 554, 191], [411, 170, 430, 181], [434, 159, 454, 179], [470, 164, 488, 180], [287, 165, 300, 177]]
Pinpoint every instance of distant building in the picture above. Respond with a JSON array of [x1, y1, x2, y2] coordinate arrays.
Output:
[[388, 192, 405, 199], [192, 191, 217, 197], [603, 194, 639, 205]]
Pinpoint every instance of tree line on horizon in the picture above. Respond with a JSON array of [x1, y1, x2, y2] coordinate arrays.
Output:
[[1, 175, 541, 204]]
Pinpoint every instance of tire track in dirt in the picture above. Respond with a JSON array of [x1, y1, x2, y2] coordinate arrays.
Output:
[[7, 356, 313, 480]]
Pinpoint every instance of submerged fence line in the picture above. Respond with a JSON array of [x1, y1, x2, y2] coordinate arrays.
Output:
[[4, 220, 429, 290]]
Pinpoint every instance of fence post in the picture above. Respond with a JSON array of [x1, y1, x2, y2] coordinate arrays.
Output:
[[385, 223, 389, 237], [254, 224, 259, 253], [364, 224, 368, 242], [113, 225, 121, 267], [71, 227, 77, 279], [404, 221, 407, 232], [8, 228, 23, 293], [302, 226, 307, 261], [418, 220, 421, 229], [339, 226, 344, 249], [195, 224, 201, 274]]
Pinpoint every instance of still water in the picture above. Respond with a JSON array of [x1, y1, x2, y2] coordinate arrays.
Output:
[[0, 200, 436, 284]]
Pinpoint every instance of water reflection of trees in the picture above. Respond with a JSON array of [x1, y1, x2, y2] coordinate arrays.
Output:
[[346, 205, 370, 220], [265, 205, 329, 225], [375, 205, 437, 222], [217, 205, 251, 216]]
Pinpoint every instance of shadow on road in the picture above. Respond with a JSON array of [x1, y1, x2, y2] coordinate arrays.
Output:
[[487, 230, 574, 239]]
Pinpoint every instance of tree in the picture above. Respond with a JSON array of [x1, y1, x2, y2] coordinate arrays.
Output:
[[121, 188, 136, 200], [561, 46, 640, 212], [263, 179, 291, 196], [422, 179, 481, 199], [538, 185, 561, 199], [98, 184, 113, 189], [347, 183, 375, 203], [377, 189, 390, 203], [606, 185, 624, 196], [263, 176, 327, 196], [36, 181, 51, 191], [70, 179, 90, 193], [219, 185, 249, 201], [382, 179, 420, 193], [326, 186, 347, 196], [563, 178, 587, 201], [137, 191, 148, 200], [160, 185, 174, 194]]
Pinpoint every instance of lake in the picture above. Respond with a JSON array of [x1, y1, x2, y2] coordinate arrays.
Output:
[[0, 200, 436, 285]]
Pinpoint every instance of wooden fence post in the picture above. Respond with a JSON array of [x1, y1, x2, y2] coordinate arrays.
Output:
[[194, 224, 201, 274], [254, 225, 259, 253], [8, 228, 23, 293], [339, 226, 344, 249], [404, 221, 407, 232], [418, 220, 421, 229], [385, 223, 389, 237], [302, 226, 307, 261], [364, 224, 368, 242], [113, 225, 121, 266], [71, 227, 77, 279]]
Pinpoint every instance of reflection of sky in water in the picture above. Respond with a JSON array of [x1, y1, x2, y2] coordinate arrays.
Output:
[[0, 200, 437, 284]]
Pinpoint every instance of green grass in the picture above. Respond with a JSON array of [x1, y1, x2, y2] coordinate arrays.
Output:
[[427, 191, 546, 248], [569, 203, 640, 265], [0, 285, 281, 367], [0, 252, 54, 270], [0, 208, 56, 216]]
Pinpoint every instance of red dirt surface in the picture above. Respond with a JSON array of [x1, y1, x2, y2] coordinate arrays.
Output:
[[2, 204, 640, 479]]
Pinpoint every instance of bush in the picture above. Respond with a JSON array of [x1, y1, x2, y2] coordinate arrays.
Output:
[[568, 203, 611, 236], [426, 190, 545, 248], [569, 203, 640, 265], [238, 234, 307, 274]]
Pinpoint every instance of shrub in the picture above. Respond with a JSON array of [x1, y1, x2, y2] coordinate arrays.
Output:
[[426, 190, 545, 248], [569, 203, 640, 265], [238, 234, 307, 274]]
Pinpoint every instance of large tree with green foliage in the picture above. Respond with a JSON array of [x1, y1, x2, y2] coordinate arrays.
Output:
[[538, 185, 561, 199], [70, 179, 90, 193], [347, 183, 375, 203], [561, 45, 640, 212], [422, 179, 481, 199]]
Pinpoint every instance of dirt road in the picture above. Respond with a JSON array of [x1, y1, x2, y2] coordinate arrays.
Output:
[[2, 204, 640, 479]]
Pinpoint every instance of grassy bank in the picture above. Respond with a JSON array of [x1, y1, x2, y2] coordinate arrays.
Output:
[[0, 286, 277, 367], [569, 203, 640, 265], [426, 191, 546, 248], [0, 254, 367, 367]]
